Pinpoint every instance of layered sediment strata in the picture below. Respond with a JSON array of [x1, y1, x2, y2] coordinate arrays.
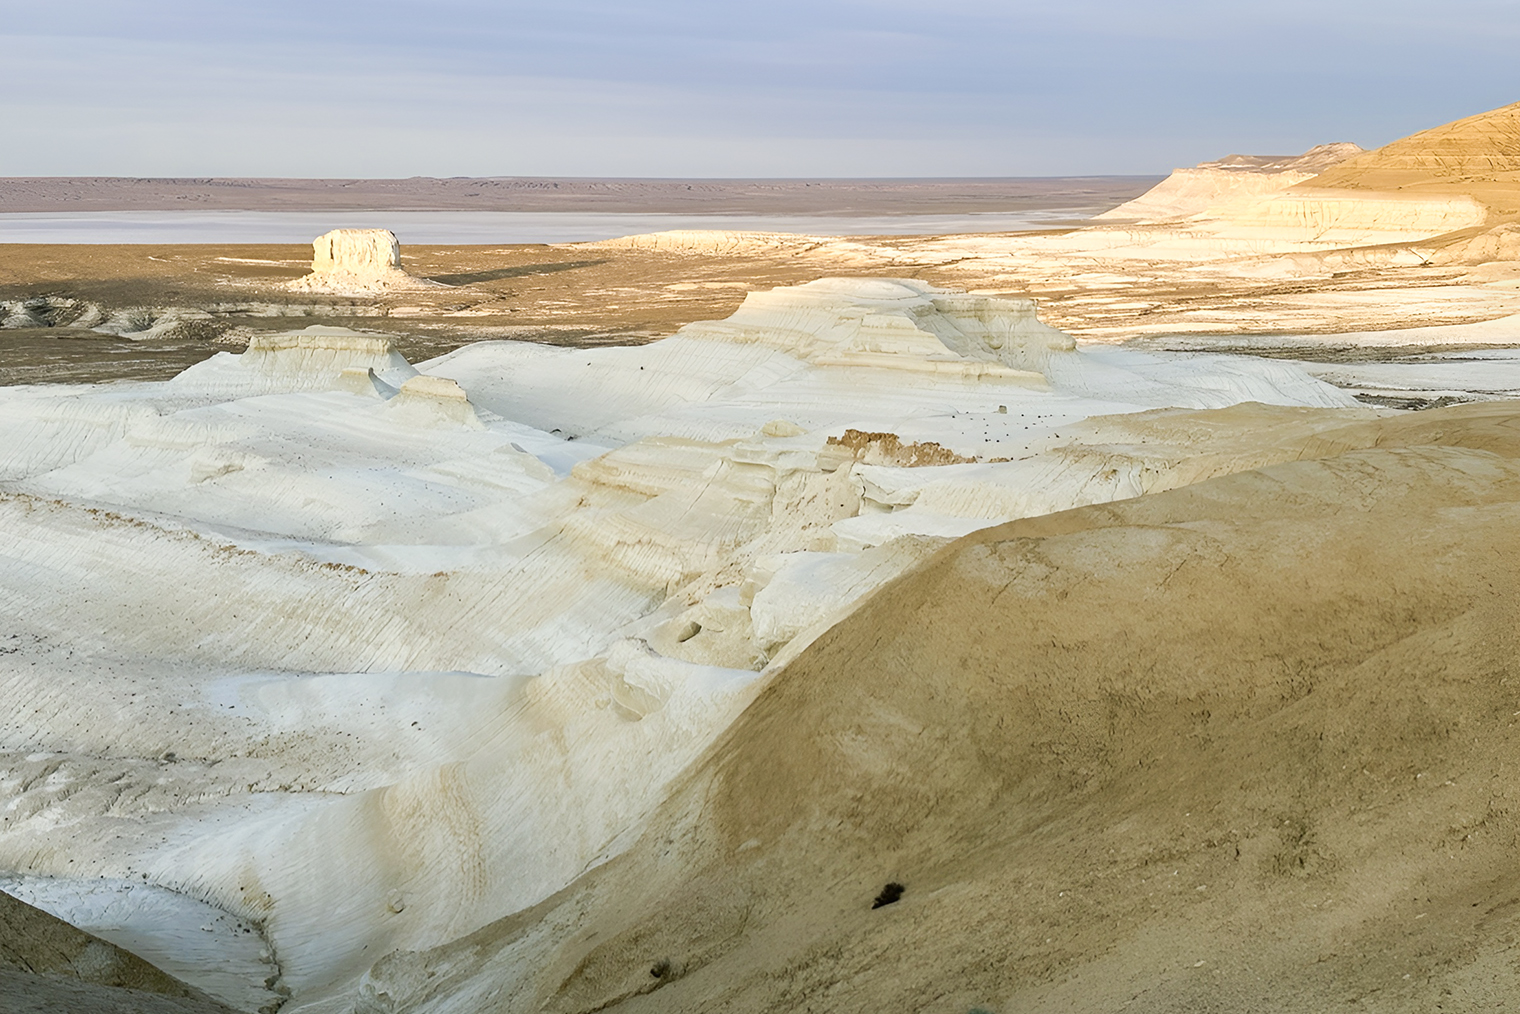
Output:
[[1310, 100, 1520, 199]]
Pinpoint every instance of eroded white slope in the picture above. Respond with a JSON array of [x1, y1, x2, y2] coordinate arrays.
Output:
[[0, 279, 1361, 1010], [1096, 142, 1366, 223]]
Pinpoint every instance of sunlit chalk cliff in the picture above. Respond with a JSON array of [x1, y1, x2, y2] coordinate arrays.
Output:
[[1097, 142, 1366, 223], [0, 278, 1369, 1011], [963, 107, 1520, 278]]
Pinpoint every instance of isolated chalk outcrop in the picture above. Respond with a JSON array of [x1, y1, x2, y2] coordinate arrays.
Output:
[[387, 375, 486, 428], [170, 324, 418, 396], [289, 228, 440, 294]]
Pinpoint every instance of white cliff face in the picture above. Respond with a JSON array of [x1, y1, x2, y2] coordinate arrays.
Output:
[[1084, 142, 1490, 257], [289, 228, 436, 294], [314, 229, 401, 275], [1098, 143, 1367, 223], [0, 279, 1362, 1011]]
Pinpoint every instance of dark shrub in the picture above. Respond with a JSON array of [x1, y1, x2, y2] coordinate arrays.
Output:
[[871, 882, 905, 909]]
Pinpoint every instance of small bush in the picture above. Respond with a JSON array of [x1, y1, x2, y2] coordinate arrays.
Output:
[[871, 882, 905, 909]]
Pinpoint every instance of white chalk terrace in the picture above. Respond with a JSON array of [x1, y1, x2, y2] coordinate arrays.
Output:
[[0, 230, 1358, 1010]]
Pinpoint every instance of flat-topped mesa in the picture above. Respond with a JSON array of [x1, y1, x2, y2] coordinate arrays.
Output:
[[317, 228, 400, 273], [171, 325, 418, 395], [386, 374, 485, 428], [678, 277, 1075, 379], [241, 326, 414, 378], [1098, 142, 1366, 223], [288, 228, 436, 294], [583, 230, 824, 255]]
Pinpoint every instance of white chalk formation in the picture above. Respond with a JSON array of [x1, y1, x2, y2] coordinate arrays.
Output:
[[387, 375, 486, 429], [0, 278, 1366, 1010], [1071, 141, 1491, 260], [288, 228, 439, 294], [169, 324, 419, 396], [677, 278, 1074, 378], [1099, 143, 1366, 223]]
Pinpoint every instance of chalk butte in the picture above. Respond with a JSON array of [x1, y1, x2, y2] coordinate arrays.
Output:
[[169, 324, 419, 396], [289, 228, 440, 295], [351, 401, 1520, 1014], [387, 374, 486, 429]]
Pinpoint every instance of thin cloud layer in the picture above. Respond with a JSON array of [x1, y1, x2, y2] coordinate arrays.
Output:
[[3, 0, 1518, 176]]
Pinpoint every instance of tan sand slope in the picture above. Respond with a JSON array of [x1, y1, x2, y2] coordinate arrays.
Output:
[[0, 890, 236, 1014], [353, 401, 1520, 1014], [1307, 100, 1520, 217]]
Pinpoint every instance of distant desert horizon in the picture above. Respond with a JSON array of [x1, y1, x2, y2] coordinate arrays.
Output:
[[0, 175, 1162, 216]]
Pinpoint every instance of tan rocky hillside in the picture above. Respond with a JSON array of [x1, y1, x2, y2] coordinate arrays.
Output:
[[0, 890, 238, 1014], [351, 400, 1520, 1014], [1307, 100, 1520, 216]]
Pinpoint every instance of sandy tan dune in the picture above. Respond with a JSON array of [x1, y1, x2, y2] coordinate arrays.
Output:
[[353, 400, 1520, 1013], [1310, 101, 1520, 213]]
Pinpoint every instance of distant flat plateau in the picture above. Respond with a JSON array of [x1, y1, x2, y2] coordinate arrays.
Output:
[[0, 176, 1158, 215]]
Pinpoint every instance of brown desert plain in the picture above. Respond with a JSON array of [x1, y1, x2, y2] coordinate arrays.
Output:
[[6, 103, 1520, 1014]]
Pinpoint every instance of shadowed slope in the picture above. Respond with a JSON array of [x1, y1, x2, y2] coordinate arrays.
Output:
[[354, 400, 1520, 1014], [0, 890, 237, 1014]]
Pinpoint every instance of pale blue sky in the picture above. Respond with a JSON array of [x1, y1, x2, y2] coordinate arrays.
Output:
[[2, 0, 1516, 177]]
